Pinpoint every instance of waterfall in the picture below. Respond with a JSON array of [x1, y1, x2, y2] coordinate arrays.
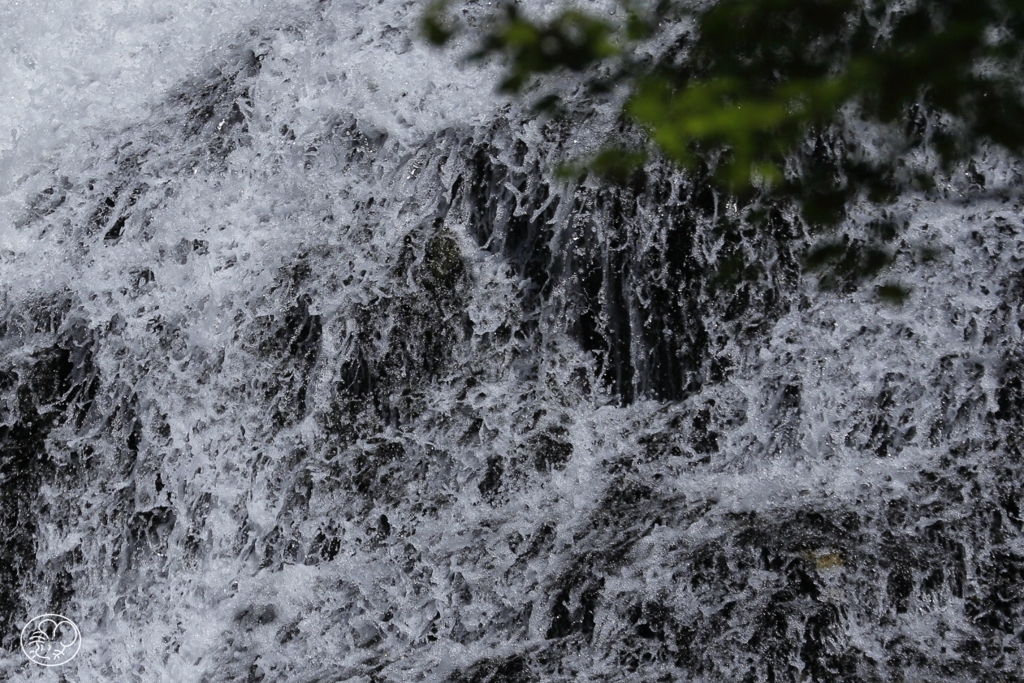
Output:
[[2, 1, 1024, 681]]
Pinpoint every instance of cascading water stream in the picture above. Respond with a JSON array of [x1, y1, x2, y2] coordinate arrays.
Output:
[[2, 1, 1024, 681]]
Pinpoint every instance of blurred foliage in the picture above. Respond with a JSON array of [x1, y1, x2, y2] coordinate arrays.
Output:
[[423, 0, 1024, 298]]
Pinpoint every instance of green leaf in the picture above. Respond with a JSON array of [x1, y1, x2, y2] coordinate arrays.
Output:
[[421, 0, 456, 45]]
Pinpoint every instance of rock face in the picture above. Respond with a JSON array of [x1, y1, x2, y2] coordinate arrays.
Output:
[[2, 1, 1024, 682]]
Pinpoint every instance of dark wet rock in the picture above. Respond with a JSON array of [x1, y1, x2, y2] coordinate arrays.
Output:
[[532, 167, 800, 403], [350, 439, 406, 501], [328, 222, 470, 432], [173, 45, 259, 151], [423, 228, 467, 292], [447, 653, 537, 683], [529, 432, 573, 472], [455, 144, 556, 309], [250, 293, 323, 430], [47, 565, 76, 615], [0, 308, 96, 650], [128, 507, 176, 556], [478, 456, 503, 497], [234, 603, 278, 629]]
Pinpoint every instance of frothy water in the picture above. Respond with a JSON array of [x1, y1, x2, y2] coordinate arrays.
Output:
[[2, 1, 1024, 681]]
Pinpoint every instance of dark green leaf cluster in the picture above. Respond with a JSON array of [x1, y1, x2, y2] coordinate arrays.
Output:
[[473, 6, 620, 92], [423, 0, 1024, 296], [427, 0, 1024, 183]]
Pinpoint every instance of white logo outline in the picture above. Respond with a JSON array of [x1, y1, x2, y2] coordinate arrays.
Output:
[[20, 613, 81, 667]]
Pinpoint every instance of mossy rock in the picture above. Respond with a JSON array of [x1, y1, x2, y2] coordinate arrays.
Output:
[[424, 230, 465, 291]]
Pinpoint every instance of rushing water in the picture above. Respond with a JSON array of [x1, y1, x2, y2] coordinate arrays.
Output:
[[2, 1, 1024, 681]]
